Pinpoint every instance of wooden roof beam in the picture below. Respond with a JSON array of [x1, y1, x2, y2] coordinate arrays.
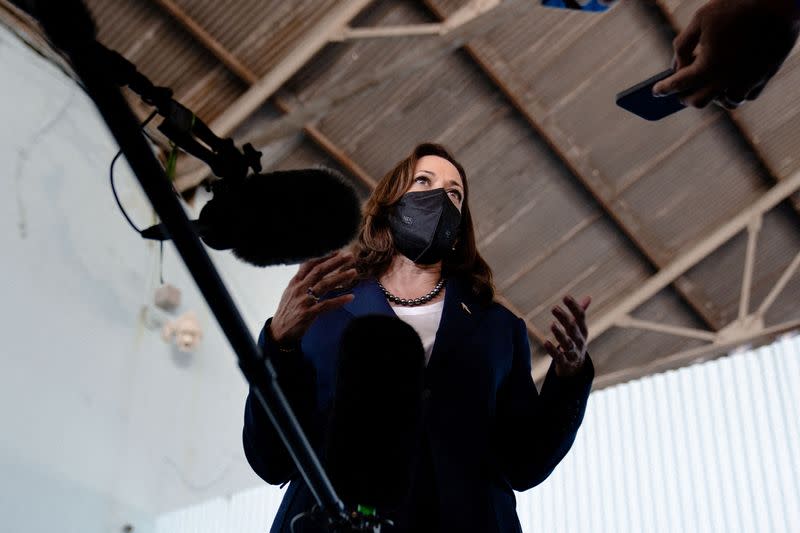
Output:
[[205, 0, 375, 139], [143, 0, 376, 191], [146, 0, 258, 84], [331, 23, 443, 41], [272, 94, 378, 190]]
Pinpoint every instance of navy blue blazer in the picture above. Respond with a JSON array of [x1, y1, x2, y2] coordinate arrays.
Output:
[[243, 278, 593, 533]]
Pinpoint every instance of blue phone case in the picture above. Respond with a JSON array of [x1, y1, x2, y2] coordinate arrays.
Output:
[[541, 0, 618, 12]]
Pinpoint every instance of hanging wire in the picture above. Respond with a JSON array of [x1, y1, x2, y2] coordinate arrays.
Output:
[[109, 110, 158, 234], [158, 241, 164, 285], [108, 110, 171, 286], [159, 240, 165, 285]]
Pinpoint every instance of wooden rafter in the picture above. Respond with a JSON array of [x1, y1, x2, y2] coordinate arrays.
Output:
[[146, 0, 258, 84], [272, 94, 378, 190], [205, 0, 375, 139], [145, 0, 377, 191], [331, 23, 443, 41]]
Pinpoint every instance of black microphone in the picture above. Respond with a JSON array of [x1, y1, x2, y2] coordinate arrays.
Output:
[[141, 167, 363, 266], [325, 315, 426, 515]]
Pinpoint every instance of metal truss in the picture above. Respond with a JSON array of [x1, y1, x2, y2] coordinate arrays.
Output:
[[589, 171, 800, 388]]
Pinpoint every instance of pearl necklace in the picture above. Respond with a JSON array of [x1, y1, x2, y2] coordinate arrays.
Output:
[[377, 278, 445, 307]]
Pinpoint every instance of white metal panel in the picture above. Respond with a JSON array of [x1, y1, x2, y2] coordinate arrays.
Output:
[[156, 334, 800, 533], [518, 332, 800, 533], [156, 484, 285, 533]]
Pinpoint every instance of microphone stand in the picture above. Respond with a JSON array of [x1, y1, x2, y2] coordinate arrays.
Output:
[[28, 1, 383, 530], [87, 43, 264, 185]]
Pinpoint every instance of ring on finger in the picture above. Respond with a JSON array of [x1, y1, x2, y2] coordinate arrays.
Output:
[[306, 287, 321, 304]]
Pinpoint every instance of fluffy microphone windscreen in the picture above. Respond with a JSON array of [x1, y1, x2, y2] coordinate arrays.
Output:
[[198, 167, 362, 266], [325, 315, 426, 512]]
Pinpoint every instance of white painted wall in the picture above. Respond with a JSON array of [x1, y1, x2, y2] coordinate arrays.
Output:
[[0, 24, 293, 533]]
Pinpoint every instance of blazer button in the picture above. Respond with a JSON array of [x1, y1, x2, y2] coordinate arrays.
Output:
[[422, 388, 432, 401]]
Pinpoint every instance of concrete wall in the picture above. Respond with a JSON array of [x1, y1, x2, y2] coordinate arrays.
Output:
[[0, 24, 292, 533]]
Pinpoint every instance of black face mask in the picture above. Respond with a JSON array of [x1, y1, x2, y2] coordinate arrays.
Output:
[[388, 188, 462, 265]]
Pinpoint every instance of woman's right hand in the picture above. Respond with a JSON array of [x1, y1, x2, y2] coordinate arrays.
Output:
[[268, 250, 358, 346]]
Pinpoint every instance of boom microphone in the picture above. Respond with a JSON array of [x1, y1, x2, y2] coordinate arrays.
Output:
[[324, 315, 426, 516], [141, 167, 363, 266]]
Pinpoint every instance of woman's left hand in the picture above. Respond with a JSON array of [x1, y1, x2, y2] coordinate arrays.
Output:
[[544, 295, 592, 377]]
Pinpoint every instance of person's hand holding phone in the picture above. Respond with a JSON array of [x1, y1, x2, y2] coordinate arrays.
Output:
[[652, 0, 800, 109]]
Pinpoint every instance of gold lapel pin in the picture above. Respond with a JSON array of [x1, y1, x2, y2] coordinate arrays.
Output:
[[461, 302, 471, 315]]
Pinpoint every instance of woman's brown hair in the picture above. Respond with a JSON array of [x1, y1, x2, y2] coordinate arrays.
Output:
[[353, 143, 495, 303]]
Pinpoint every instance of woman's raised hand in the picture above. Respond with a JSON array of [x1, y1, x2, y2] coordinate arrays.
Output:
[[544, 295, 592, 377], [268, 250, 358, 346]]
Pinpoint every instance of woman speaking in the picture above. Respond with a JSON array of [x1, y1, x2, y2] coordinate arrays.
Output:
[[243, 143, 594, 533]]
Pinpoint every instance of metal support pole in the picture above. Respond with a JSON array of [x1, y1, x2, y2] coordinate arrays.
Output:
[[32, 0, 347, 523]]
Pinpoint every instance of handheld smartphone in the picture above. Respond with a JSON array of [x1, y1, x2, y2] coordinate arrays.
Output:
[[541, 0, 619, 12], [616, 69, 686, 121]]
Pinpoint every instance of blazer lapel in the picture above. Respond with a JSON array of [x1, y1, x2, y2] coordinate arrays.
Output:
[[427, 278, 485, 373]]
